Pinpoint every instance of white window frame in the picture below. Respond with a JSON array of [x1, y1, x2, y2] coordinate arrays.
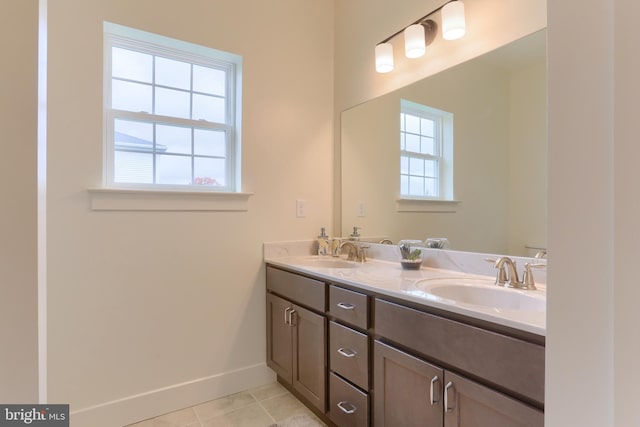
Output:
[[400, 99, 454, 201], [103, 22, 242, 193]]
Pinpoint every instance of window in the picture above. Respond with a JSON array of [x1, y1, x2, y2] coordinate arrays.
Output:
[[103, 23, 242, 192], [400, 100, 453, 200]]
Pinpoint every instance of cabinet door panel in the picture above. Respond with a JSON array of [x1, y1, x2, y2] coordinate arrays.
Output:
[[292, 304, 327, 412], [374, 340, 443, 427], [444, 371, 543, 427], [266, 293, 292, 382]]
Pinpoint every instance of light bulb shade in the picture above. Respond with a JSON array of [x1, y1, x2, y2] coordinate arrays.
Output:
[[375, 43, 394, 73], [442, 1, 466, 40], [404, 24, 426, 58]]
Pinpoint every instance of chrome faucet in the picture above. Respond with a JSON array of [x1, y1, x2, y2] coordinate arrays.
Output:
[[339, 241, 368, 263]]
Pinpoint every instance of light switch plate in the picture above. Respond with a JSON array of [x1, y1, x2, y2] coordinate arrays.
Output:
[[296, 199, 306, 218]]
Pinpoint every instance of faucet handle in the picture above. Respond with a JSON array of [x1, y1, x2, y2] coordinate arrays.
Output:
[[485, 258, 508, 286], [522, 263, 546, 290]]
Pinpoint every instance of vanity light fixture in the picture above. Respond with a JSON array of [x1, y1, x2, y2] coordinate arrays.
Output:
[[442, 0, 466, 40], [375, 42, 394, 73], [375, 0, 466, 73]]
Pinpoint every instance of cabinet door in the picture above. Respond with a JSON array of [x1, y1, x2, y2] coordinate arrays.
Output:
[[266, 293, 293, 383], [291, 303, 327, 412], [443, 371, 543, 427], [373, 341, 444, 427]]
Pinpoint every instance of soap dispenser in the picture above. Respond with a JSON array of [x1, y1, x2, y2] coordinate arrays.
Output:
[[349, 226, 361, 241], [317, 227, 330, 256]]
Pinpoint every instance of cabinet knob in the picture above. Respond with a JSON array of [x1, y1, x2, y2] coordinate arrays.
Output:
[[337, 400, 357, 414]]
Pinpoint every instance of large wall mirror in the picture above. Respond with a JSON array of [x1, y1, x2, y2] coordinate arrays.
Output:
[[341, 29, 547, 257]]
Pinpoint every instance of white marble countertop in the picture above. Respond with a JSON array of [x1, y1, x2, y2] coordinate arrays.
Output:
[[264, 241, 546, 337]]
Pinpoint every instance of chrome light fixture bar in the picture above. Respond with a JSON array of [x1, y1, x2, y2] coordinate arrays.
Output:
[[375, 0, 466, 73]]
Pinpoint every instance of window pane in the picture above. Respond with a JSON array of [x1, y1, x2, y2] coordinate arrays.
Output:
[[409, 157, 424, 175], [409, 176, 424, 196], [400, 113, 406, 132], [193, 65, 226, 96], [194, 157, 225, 186], [155, 87, 190, 119], [421, 136, 435, 155], [401, 175, 409, 195], [425, 178, 438, 197], [400, 156, 409, 174], [425, 159, 437, 177], [405, 134, 420, 153], [193, 94, 225, 122], [112, 47, 152, 83], [421, 118, 434, 137], [194, 129, 226, 157], [156, 155, 192, 185], [112, 80, 152, 113], [405, 114, 420, 134], [114, 151, 153, 183], [157, 124, 191, 155], [114, 119, 153, 152], [156, 56, 191, 90]]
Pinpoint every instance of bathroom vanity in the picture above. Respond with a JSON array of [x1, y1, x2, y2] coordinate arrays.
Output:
[[265, 243, 545, 427]]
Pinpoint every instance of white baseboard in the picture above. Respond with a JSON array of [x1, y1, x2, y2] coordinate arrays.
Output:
[[70, 363, 275, 427]]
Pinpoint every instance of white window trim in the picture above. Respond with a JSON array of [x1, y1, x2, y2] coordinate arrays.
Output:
[[100, 22, 244, 199], [396, 198, 460, 212], [88, 188, 253, 211], [400, 100, 454, 202]]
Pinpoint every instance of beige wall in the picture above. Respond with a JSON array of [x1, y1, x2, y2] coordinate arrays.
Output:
[[44, 1, 334, 425], [0, 0, 39, 403]]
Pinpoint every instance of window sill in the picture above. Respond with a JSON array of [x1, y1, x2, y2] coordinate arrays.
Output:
[[396, 198, 460, 213], [88, 188, 253, 211]]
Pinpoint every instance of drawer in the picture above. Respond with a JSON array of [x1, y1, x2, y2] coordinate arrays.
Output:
[[328, 285, 368, 329], [329, 321, 369, 389], [266, 266, 325, 312], [328, 372, 369, 427], [374, 298, 545, 406]]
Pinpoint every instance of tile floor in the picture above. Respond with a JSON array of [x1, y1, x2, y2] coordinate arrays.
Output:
[[126, 382, 326, 427]]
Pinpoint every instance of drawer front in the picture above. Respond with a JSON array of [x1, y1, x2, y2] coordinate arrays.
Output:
[[266, 266, 325, 312], [329, 372, 369, 427], [374, 298, 545, 406], [329, 321, 369, 389], [328, 285, 368, 329]]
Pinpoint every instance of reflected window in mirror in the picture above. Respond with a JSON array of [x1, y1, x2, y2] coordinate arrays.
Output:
[[400, 100, 454, 200]]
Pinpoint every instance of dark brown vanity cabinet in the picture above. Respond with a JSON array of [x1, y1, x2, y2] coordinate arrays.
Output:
[[373, 299, 544, 427], [266, 268, 327, 412], [266, 265, 545, 427]]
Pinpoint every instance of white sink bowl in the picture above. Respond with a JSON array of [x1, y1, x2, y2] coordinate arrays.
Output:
[[293, 256, 360, 269], [416, 279, 545, 311]]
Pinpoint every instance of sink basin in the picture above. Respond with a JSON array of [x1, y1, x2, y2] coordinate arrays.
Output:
[[293, 256, 360, 269], [415, 280, 545, 311]]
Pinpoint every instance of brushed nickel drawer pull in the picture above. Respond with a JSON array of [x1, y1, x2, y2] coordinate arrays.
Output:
[[284, 307, 291, 325], [337, 302, 356, 310], [444, 381, 454, 412], [288, 309, 296, 327], [337, 347, 357, 358], [337, 400, 357, 414], [430, 376, 440, 405]]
